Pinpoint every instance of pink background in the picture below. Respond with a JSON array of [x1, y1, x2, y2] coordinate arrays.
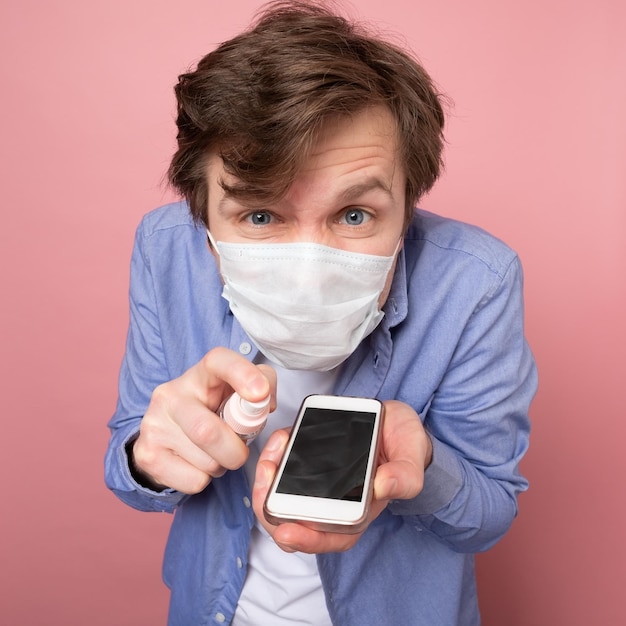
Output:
[[1, 1, 624, 624]]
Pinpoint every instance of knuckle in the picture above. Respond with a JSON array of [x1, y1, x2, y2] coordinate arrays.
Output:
[[150, 383, 171, 407], [140, 411, 162, 435], [188, 417, 219, 448], [148, 384, 177, 419], [186, 473, 211, 495], [138, 412, 169, 448], [132, 443, 160, 475], [200, 347, 226, 370]]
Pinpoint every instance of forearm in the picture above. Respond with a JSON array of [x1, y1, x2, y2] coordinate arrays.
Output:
[[388, 435, 522, 552], [387, 254, 537, 553]]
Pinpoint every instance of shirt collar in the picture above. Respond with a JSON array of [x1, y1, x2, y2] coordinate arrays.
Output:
[[381, 244, 408, 329]]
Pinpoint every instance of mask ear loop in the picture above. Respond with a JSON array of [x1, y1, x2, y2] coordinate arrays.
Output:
[[206, 228, 219, 253]]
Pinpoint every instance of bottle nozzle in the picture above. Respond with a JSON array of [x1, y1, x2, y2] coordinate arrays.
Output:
[[221, 392, 270, 443], [239, 395, 270, 416]]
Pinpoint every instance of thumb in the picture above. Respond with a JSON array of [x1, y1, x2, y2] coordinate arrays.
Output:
[[258, 429, 290, 466], [374, 460, 423, 502], [252, 429, 290, 518]]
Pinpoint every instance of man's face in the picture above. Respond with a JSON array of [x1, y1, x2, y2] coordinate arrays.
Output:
[[206, 106, 407, 306]]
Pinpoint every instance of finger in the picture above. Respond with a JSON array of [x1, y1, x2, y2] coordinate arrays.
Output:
[[252, 458, 276, 519], [251, 433, 290, 531], [171, 397, 250, 470], [258, 429, 291, 466], [256, 364, 278, 412], [373, 400, 430, 501], [132, 440, 212, 495], [272, 522, 362, 554], [185, 347, 275, 407], [379, 400, 425, 460], [134, 421, 230, 492], [147, 384, 250, 470]]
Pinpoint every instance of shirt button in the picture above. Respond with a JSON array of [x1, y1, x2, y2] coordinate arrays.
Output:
[[243, 496, 251, 508], [239, 342, 252, 355], [237, 557, 243, 569], [215, 613, 226, 623]]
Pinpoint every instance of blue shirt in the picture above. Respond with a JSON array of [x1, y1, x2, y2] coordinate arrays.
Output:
[[105, 201, 537, 625]]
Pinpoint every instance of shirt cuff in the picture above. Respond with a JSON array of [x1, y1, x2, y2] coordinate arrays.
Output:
[[114, 429, 185, 512], [388, 435, 463, 516]]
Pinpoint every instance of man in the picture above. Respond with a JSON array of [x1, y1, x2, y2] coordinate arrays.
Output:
[[105, 2, 537, 624]]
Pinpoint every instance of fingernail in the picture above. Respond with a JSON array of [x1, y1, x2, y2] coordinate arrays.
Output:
[[248, 373, 269, 395]]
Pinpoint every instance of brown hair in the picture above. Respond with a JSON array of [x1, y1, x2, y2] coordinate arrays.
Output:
[[168, 0, 445, 229]]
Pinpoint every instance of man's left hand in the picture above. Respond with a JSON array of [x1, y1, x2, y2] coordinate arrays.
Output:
[[251, 399, 432, 554]]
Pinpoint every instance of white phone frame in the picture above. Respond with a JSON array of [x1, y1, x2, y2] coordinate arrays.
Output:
[[263, 394, 384, 534]]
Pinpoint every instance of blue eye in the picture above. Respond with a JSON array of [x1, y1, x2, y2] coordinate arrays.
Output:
[[340, 208, 370, 226], [247, 211, 272, 225]]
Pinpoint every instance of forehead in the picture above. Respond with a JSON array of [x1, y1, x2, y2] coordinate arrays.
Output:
[[210, 106, 401, 191], [286, 107, 402, 206], [305, 106, 400, 167]]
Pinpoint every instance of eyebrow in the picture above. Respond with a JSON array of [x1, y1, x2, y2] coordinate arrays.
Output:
[[216, 183, 252, 215], [215, 176, 395, 214], [337, 178, 394, 204]]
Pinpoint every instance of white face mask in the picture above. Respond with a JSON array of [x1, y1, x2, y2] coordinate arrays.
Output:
[[208, 231, 398, 371]]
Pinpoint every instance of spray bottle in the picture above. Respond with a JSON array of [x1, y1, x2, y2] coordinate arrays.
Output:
[[220, 393, 270, 444]]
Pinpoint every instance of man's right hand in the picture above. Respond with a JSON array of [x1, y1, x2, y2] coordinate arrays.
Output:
[[129, 347, 276, 494]]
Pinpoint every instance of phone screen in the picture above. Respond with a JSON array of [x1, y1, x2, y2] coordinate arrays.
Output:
[[275, 407, 376, 501]]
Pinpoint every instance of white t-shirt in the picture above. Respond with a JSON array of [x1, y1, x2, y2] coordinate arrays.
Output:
[[232, 362, 338, 626]]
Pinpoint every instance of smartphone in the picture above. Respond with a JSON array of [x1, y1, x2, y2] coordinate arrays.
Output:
[[263, 394, 384, 534]]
